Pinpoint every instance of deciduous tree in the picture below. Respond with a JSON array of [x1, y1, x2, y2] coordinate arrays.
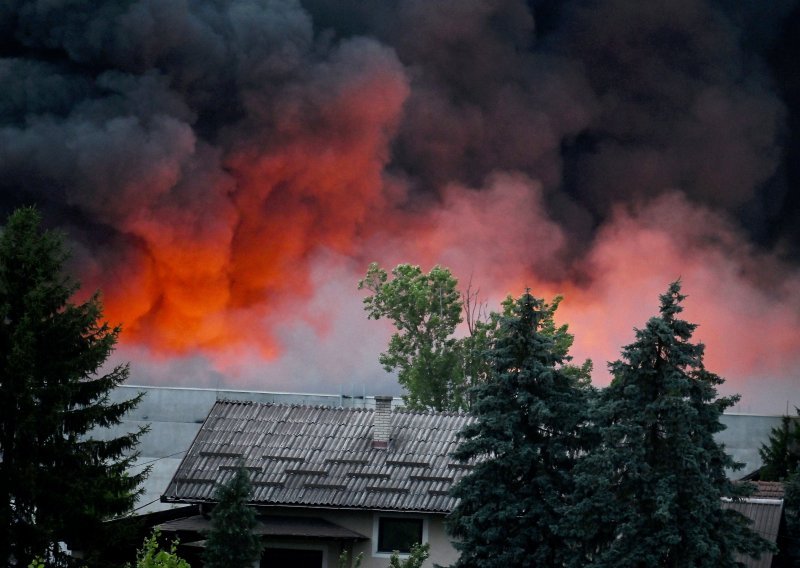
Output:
[[359, 263, 465, 410], [127, 529, 190, 568], [359, 263, 591, 411], [0, 207, 147, 566]]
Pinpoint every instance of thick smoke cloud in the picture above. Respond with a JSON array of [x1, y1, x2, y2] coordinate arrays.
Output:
[[1, 0, 799, 412]]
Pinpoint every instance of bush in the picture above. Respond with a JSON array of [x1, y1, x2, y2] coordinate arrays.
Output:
[[127, 529, 190, 568], [389, 543, 429, 568]]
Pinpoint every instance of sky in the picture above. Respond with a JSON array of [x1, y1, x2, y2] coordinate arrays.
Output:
[[1, 0, 799, 414]]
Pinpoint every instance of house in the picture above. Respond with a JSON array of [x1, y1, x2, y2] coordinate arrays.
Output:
[[160, 396, 475, 567]]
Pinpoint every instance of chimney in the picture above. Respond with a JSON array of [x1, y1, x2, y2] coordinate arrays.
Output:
[[372, 396, 393, 449]]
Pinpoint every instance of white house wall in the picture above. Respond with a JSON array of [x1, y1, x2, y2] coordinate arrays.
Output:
[[253, 506, 457, 568]]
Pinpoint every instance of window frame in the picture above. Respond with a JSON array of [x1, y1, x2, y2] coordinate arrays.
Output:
[[371, 513, 428, 559]]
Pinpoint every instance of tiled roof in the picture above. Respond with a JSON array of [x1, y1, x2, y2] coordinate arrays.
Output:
[[162, 400, 476, 513], [750, 481, 785, 499]]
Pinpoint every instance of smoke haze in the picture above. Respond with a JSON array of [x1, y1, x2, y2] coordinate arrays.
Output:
[[1, 0, 799, 413]]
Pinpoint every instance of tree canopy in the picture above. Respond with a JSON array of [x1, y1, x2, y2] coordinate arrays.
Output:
[[359, 263, 465, 410], [0, 207, 147, 566], [564, 281, 772, 567], [359, 263, 590, 411], [758, 410, 800, 481], [447, 291, 593, 567]]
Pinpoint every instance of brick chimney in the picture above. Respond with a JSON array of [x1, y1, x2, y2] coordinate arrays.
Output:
[[372, 396, 393, 449]]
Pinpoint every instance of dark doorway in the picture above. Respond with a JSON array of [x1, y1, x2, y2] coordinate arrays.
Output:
[[261, 547, 323, 568]]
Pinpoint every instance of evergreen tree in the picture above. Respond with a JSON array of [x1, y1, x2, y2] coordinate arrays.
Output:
[[758, 410, 800, 481], [564, 282, 772, 568], [0, 207, 148, 566], [447, 292, 592, 567], [781, 468, 800, 565], [203, 466, 262, 568]]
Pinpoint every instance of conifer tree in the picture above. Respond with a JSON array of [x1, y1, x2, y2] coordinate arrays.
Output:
[[203, 466, 262, 568], [781, 468, 800, 565], [0, 207, 148, 566], [758, 410, 800, 481], [564, 282, 772, 567], [447, 291, 592, 567]]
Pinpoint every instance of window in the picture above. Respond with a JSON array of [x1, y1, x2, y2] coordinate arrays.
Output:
[[376, 517, 424, 554]]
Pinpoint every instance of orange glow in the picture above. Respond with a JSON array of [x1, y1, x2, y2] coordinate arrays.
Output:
[[93, 45, 410, 357]]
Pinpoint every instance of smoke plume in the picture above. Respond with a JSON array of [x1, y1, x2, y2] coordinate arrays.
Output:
[[1, 0, 799, 412]]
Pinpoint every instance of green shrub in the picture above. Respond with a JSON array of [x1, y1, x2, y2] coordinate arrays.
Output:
[[127, 529, 190, 568], [389, 543, 429, 568], [338, 549, 363, 567]]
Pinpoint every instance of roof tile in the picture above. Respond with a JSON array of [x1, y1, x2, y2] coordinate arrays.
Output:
[[163, 400, 476, 513]]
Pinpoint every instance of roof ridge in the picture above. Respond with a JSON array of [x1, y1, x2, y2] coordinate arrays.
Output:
[[394, 407, 471, 417], [212, 398, 473, 417], [213, 399, 370, 411]]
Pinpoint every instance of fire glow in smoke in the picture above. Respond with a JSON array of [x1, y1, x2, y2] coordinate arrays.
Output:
[[1, 0, 799, 412]]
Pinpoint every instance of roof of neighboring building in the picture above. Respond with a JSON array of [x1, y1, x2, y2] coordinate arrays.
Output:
[[723, 483, 785, 568], [750, 481, 785, 499], [162, 400, 476, 513]]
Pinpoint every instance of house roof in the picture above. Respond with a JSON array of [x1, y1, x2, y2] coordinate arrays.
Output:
[[750, 481, 785, 500], [162, 400, 476, 513], [723, 483, 785, 568]]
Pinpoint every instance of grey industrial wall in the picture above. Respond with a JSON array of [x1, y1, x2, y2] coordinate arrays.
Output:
[[100, 385, 786, 514]]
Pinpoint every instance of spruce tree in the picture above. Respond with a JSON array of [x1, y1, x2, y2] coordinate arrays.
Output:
[[758, 410, 800, 481], [565, 281, 772, 568], [447, 291, 592, 567], [781, 468, 800, 565], [0, 207, 148, 566], [203, 465, 262, 568]]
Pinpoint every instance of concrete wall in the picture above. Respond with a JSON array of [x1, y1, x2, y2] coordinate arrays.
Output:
[[101, 385, 787, 514], [718, 413, 784, 476]]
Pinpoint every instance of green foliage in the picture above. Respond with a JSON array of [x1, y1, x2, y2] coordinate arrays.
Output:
[[758, 411, 800, 481], [337, 549, 363, 568], [127, 530, 190, 568], [28, 557, 46, 568], [359, 263, 591, 411], [360, 263, 464, 410], [447, 291, 593, 567], [202, 465, 262, 568], [388, 543, 429, 568], [0, 207, 148, 567], [564, 281, 773, 567], [782, 468, 800, 564]]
